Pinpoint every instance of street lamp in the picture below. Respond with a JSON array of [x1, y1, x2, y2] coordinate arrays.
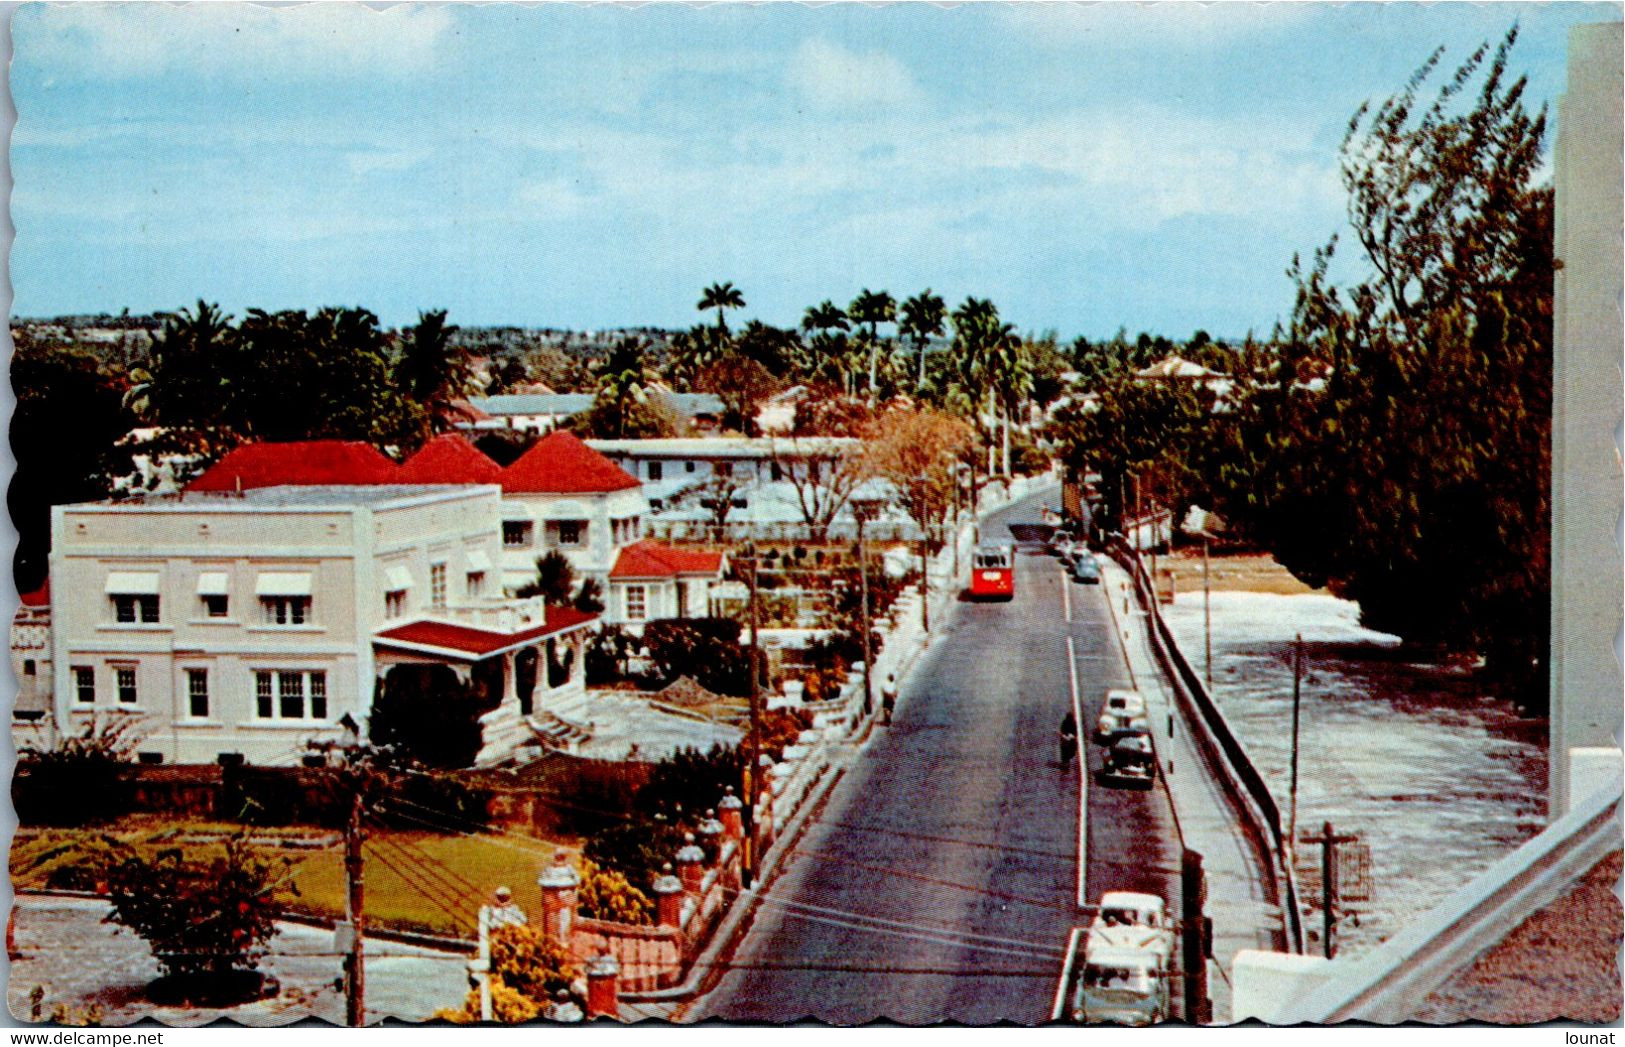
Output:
[[849, 492, 885, 719]]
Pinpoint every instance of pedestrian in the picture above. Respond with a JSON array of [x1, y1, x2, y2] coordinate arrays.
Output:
[[881, 673, 898, 725], [1059, 711, 1078, 767]]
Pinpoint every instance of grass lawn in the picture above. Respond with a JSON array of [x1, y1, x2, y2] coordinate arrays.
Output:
[[1159, 550, 1323, 597], [11, 815, 574, 940]]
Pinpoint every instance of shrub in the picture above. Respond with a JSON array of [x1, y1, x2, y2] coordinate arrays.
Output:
[[758, 707, 815, 763], [632, 744, 744, 822], [641, 617, 754, 696], [485, 923, 577, 1003], [517, 551, 574, 605], [584, 626, 638, 685], [581, 818, 686, 898], [576, 858, 653, 925], [369, 665, 491, 769], [435, 976, 541, 1024], [103, 836, 296, 995], [14, 720, 138, 827], [221, 766, 340, 828]]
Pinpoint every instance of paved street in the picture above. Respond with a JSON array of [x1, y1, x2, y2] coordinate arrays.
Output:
[[692, 493, 1182, 1024]]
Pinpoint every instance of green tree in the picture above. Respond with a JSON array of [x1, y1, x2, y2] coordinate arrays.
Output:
[[848, 288, 896, 395], [593, 336, 649, 438], [697, 281, 746, 338], [369, 665, 492, 769], [517, 550, 576, 605], [799, 300, 855, 394], [392, 309, 470, 432], [899, 289, 947, 391], [1227, 28, 1553, 706]]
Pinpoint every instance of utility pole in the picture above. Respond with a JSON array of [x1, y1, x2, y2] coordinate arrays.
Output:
[[1288, 634, 1304, 858], [1307, 822, 1358, 959], [1180, 849, 1211, 1024], [342, 764, 367, 1027], [919, 532, 930, 634], [1203, 535, 1213, 688], [856, 506, 875, 718], [742, 544, 763, 888]]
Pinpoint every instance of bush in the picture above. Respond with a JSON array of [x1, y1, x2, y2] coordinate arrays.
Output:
[[220, 766, 340, 828], [436, 976, 542, 1024], [581, 818, 686, 898], [641, 617, 754, 696], [584, 626, 638, 685], [632, 744, 744, 822], [370, 665, 492, 769], [432, 924, 577, 1024], [575, 858, 653, 925], [14, 720, 138, 827], [104, 837, 296, 995], [758, 707, 815, 763]]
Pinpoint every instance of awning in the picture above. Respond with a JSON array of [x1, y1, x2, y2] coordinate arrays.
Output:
[[105, 571, 160, 595], [384, 565, 413, 591], [196, 572, 230, 596], [500, 503, 534, 521], [465, 550, 493, 573], [255, 572, 313, 597]]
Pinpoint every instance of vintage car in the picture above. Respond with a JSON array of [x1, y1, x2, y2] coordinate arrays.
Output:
[[1095, 689, 1148, 741], [1101, 731, 1156, 788]]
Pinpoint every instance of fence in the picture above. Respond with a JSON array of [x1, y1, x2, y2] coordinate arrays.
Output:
[[1109, 537, 1307, 954]]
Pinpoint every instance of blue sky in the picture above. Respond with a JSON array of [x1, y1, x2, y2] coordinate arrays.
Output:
[[10, 2, 1617, 341]]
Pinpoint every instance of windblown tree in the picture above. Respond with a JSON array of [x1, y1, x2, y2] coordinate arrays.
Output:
[[1225, 28, 1554, 706], [899, 289, 947, 391]]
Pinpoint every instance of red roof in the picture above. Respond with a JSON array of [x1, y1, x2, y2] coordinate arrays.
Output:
[[500, 431, 641, 494], [374, 606, 599, 660], [611, 540, 726, 580], [187, 441, 400, 492], [395, 434, 502, 485], [18, 579, 48, 608]]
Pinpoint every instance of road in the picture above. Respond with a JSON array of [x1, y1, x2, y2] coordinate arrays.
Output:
[[690, 492, 1183, 1024]]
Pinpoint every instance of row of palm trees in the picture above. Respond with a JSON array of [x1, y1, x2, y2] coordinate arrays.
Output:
[[688, 281, 1033, 475]]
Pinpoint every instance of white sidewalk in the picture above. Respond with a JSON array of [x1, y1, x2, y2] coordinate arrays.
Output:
[[1101, 559, 1287, 1025]]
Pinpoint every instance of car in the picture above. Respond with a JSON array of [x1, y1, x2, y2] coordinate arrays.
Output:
[[1050, 535, 1075, 560], [1095, 689, 1147, 741], [1087, 892, 1176, 963], [1101, 731, 1156, 788], [1071, 555, 1102, 584]]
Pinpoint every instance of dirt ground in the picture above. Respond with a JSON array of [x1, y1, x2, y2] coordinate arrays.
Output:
[[1157, 549, 1322, 596]]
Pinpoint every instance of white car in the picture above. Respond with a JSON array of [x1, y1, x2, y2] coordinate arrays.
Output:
[[1095, 689, 1147, 741], [1087, 891, 1176, 964]]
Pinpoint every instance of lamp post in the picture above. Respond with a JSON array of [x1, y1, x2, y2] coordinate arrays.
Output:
[[850, 493, 884, 719]]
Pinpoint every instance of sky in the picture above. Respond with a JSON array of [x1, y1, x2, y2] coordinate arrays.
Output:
[[9, 1, 1618, 341]]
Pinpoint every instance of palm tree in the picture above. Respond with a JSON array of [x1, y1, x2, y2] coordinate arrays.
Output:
[[800, 300, 853, 393], [127, 300, 236, 428], [697, 282, 746, 338], [848, 289, 896, 396], [392, 309, 469, 431], [595, 336, 648, 438], [899, 290, 947, 391]]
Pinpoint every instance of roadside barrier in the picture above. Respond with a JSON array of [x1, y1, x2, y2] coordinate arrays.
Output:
[[1109, 538, 1307, 954]]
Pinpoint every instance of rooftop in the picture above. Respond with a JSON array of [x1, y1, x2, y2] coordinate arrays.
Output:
[[72, 484, 491, 511], [187, 440, 400, 491], [610, 539, 726, 579], [395, 434, 503, 485], [374, 606, 599, 660], [500, 431, 642, 494], [587, 436, 860, 459]]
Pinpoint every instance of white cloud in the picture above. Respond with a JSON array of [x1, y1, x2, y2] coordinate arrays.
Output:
[[996, 2, 1317, 51], [785, 38, 923, 113], [20, 3, 455, 80]]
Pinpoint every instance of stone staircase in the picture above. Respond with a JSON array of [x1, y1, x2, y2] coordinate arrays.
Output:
[[526, 702, 595, 755]]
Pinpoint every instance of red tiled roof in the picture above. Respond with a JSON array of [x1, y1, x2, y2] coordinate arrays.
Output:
[[374, 606, 599, 660], [187, 441, 400, 492], [500, 431, 641, 494], [611, 540, 726, 580], [18, 579, 48, 608], [394, 434, 502, 485]]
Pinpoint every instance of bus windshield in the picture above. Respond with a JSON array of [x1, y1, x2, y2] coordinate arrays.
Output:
[[974, 547, 1012, 569]]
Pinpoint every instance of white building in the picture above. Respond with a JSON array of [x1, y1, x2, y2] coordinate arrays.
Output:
[[44, 482, 595, 766], [586, 436, 861, 489]]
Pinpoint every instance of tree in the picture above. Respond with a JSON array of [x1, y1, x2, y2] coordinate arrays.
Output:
[[696, 354, 777, 433], [1226, 28, 1553, 706], [697, 281, 746, 338], [948, 298, 1028, 476], [369, 665, 492, 769], [899, 289, 947, 390], [848, 288, 896, 395], [696, 471, 749, 539], [592, 336, 650, 439], [866, 408, 975, 550], [517, 550, 576, 605], [104, 836, 295, 1004], [769, 435, 875, 543], [124, 300, 238, 430], [736, 319, 802, 378], [799, 301, 855, 394], [391, 309, 470, 433], [640, 618, 754, 696]]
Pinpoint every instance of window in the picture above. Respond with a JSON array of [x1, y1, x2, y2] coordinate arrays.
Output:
[[261, 596, 311, 625], [648, 461, 663, 481], [466, 571, 486, 598], [254, 670, 328, 721], [202, 594, 229, 618], [112, 595, 160, 624], [116, 667, 138, 705], [385, 590, 407, 618], [430, 563, 447, 609], [685, 461, 696, 473], [716, 461, 734, 477], [556, 521, 583, 547], [186, 669, 209, 718], [503, 521, 533, 548], [625, 584, 647, 622], [22, 659, 35, 677], [73, 666, 95, 705], [771, 461, 784, 482]]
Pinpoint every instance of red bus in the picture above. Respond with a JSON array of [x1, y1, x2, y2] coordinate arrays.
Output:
[[970, 543, 1016, 600]]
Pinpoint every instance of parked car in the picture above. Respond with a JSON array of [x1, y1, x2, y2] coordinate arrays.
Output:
[[1072, 555, 1102, 584], [1072, 946, 1171, 1026], [1101, 731, 1156, 788], [1095, 689, 1147, 741]]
